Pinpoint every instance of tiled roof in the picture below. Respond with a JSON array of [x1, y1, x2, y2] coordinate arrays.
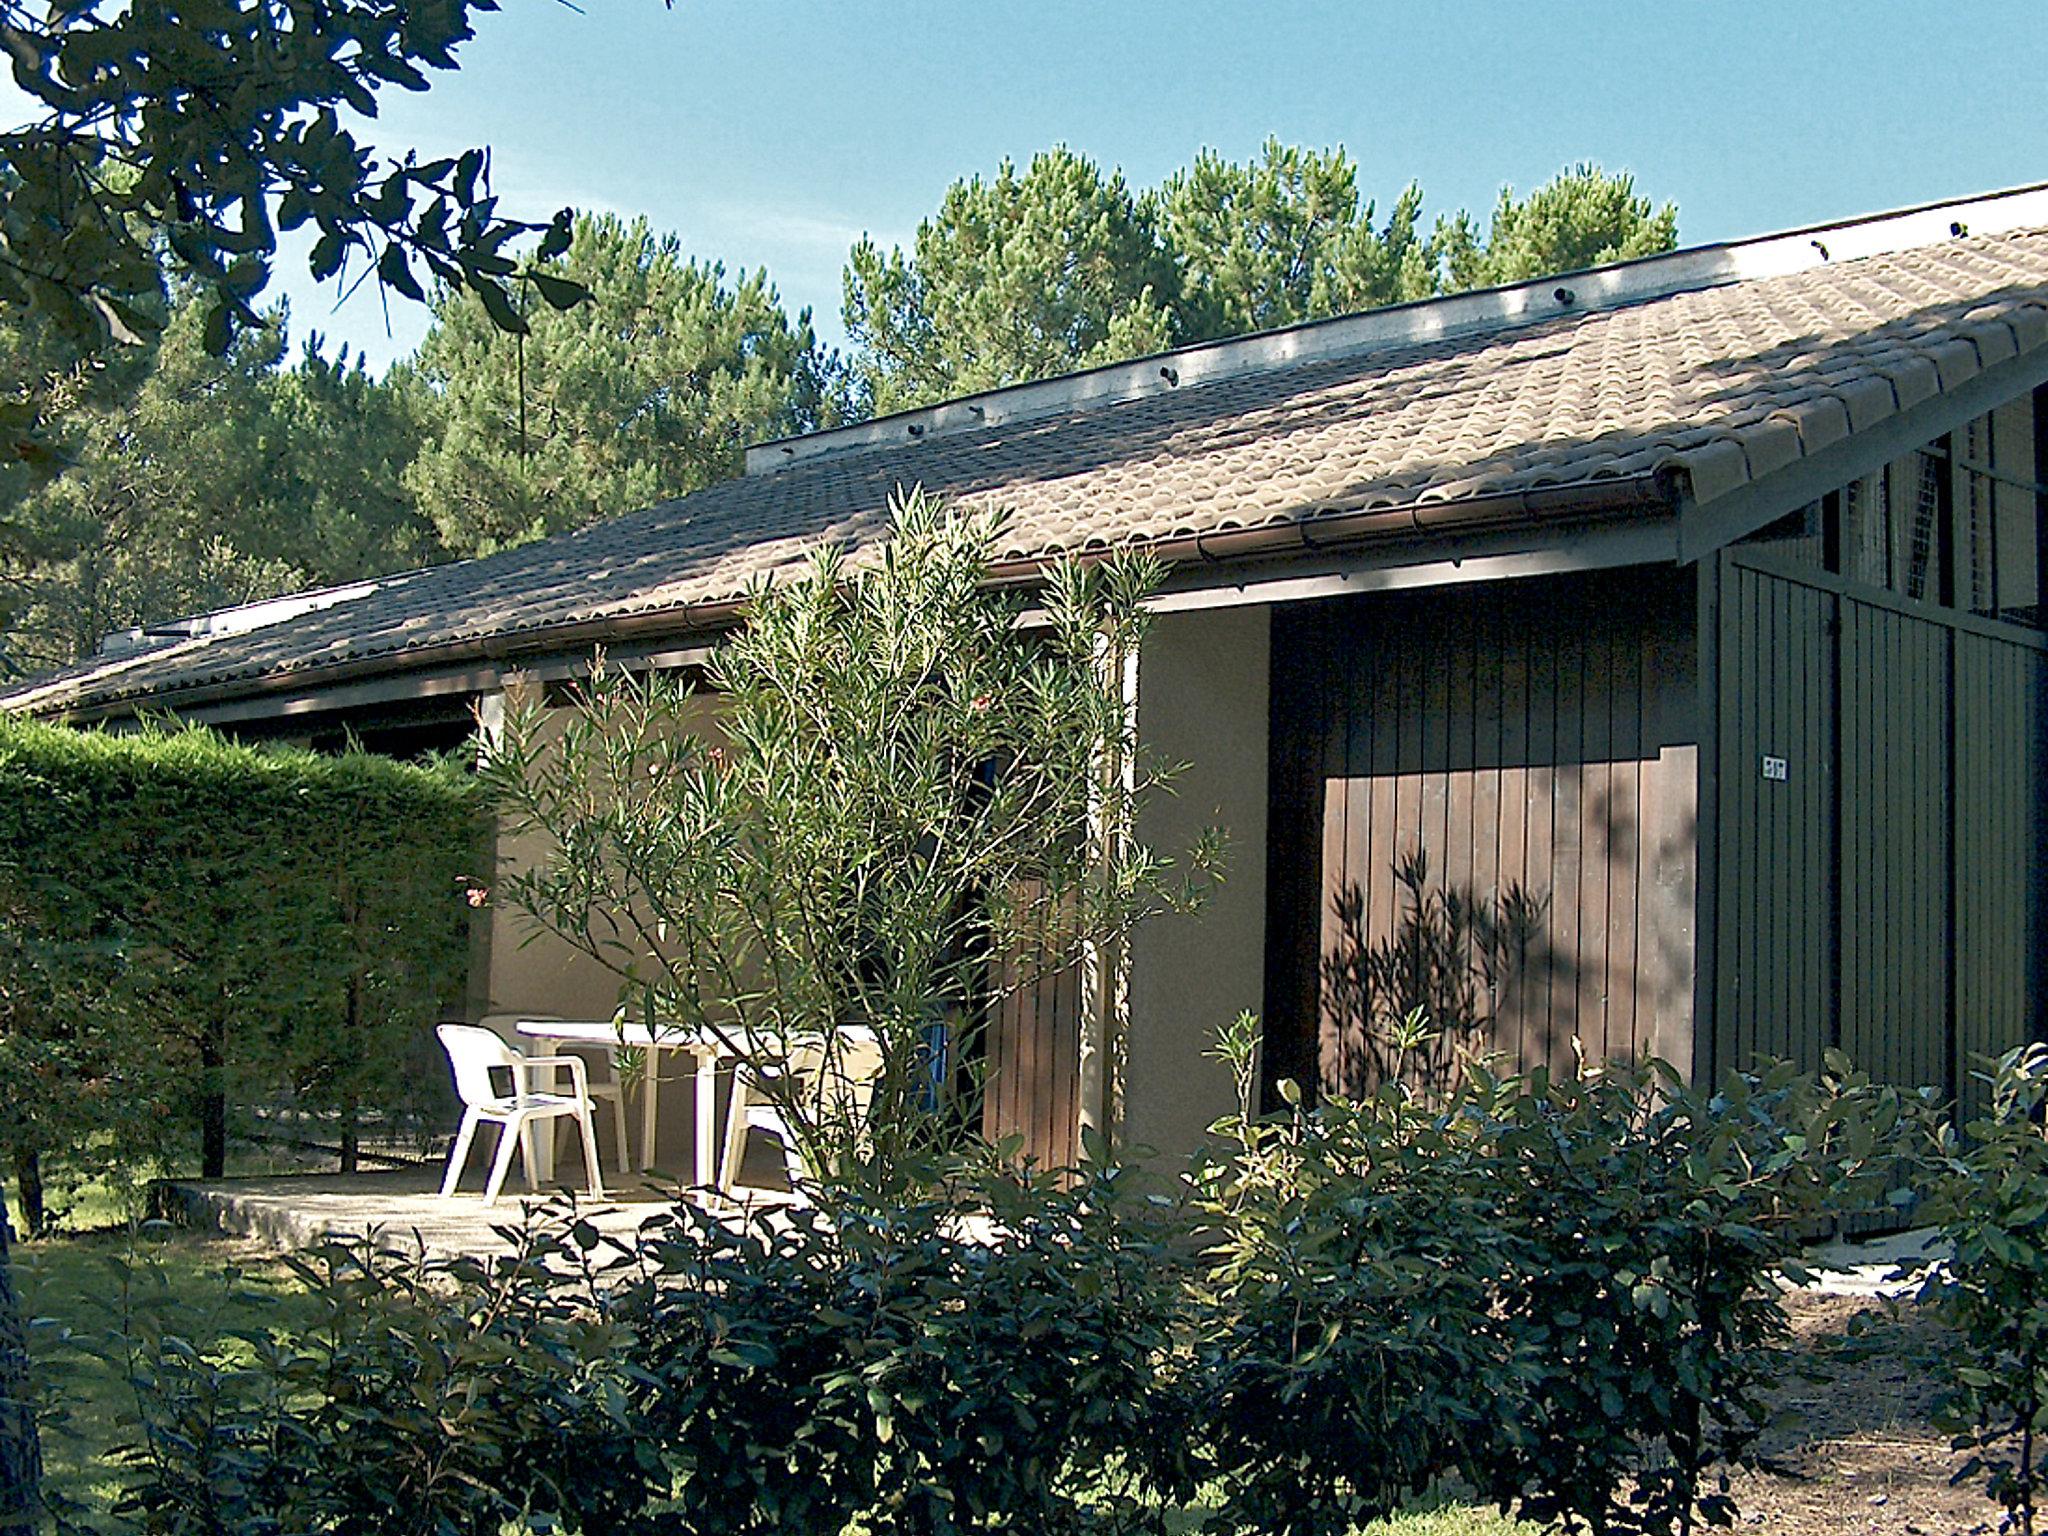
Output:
[[12, 198, 2048, 719]]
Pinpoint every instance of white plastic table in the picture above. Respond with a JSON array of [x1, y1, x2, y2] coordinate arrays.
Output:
[[513, 1018, 735, 1186]]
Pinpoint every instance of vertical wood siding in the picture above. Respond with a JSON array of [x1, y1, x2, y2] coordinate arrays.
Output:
[[1951, 626, 2047, 1121], [1266, 569, 1699, 1100], [980, 886, 1083, 1170], [1710, 547, 2046, 1111], [1837, 600, 1950, 1092], [1713, 562, 1838, 1069]]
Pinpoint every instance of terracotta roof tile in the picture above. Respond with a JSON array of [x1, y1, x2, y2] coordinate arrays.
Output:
[[13, 216, 2048, 718]]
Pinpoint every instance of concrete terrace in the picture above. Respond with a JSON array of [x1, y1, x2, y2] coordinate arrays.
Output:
[[161, 1167, 720, 1265], [161, 1166, 1951, 1298]]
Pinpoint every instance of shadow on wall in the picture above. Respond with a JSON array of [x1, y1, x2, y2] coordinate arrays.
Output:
[[1319, 847, 1560, 1099]]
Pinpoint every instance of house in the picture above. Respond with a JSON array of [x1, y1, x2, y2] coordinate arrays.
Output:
[[7, 182, 2046, 1167]]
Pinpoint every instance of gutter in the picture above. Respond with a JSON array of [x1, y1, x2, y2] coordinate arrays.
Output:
[[45, 472, 1683, 724]]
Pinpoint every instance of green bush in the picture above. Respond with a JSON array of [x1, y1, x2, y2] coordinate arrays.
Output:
[[1469, 1054, 1926, 1534], [617, 1150, 1186, 1536], [1186, 1051, 1929, 1536], [1919, 1043, 2048, 1536], [89, 1216, 655, 1536], [91, 1158, 1185, 1536], [0, 716, 485, 1196], [61, 1054, 1939, 1536], [0, 916, 143, 1230], [1183, 1078, 1512, 1536]]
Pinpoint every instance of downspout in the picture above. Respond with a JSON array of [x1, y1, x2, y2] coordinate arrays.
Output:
[[1076, 633, 1139, 1151]]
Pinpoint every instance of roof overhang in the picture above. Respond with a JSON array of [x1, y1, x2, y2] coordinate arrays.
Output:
[[46, 477, 1681, 728], [1675, 327, 2048, 561]]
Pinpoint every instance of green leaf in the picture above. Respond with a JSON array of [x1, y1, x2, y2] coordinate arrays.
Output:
[[528, 272, 587, 311], [201, 300, 233, 356], [536, 210, 574, 262], [471, 277, 528, 335], [378, 242, 424, 302]]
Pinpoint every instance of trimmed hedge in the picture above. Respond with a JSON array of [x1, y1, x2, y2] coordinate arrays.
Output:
[[0, 715, 485, 1208]]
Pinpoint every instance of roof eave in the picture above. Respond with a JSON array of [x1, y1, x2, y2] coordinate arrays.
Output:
[[25, 474, 1680, 726]]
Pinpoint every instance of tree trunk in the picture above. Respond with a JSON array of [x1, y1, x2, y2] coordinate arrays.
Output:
[[339, 971, 361, 1174], [7, 1157, 40, 1243], [0, 1185, 43, 1531], [201, 1012, 227, 1179]]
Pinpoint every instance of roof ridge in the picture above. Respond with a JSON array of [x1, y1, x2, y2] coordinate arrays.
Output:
[[748, 180, 2048, 476]]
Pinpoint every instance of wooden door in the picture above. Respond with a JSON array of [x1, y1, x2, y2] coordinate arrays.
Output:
[[1711, 558, 1838, 1074], [1710, 546, 2047, 1107]]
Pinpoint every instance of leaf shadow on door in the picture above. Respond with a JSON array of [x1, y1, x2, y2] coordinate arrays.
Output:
[[1319, 846, 1557, 1100]]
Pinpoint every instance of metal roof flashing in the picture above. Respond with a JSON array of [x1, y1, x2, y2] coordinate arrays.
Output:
[[747, 180, 2048, 477], [92, 575, 396, 659]]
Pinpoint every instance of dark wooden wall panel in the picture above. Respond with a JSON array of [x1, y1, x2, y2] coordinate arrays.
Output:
[[1712, 546, 2045, 1105], [1714, 563, 1837, 1071], [1262, 614, 1326, 1101], [982, 884, 1083, 1170], [1953, 627, 2048, 1122], [1837, 600, 1950, 1091], [1268, 568, 1700, 1099]]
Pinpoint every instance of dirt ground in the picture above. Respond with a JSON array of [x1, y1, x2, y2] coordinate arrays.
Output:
[[1727, 1290, 1998, 1536]]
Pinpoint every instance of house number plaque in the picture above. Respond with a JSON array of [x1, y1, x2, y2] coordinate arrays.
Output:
[[1761, 755, 1789, 782]]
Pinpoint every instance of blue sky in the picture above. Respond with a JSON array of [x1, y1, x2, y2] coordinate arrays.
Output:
[[44, 0, 2048, 369]]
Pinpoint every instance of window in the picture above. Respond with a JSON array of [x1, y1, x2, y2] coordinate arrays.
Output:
[[1833, 452, 1941, 601], [1839, 471, 1890, 589], [1953, 396, 2041, 625], [1821, 391, 2043, 629]]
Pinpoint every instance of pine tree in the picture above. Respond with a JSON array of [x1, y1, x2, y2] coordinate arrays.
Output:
[[1162, 140, 1436, 340], [843, 148, 1178, 414], [1429, 164, 1679, 291], [0, 294, 430, 675], [842, 149, 1679, 408], [405, 213, 839, 557]]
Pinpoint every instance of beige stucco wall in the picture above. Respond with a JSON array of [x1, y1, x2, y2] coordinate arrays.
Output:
[[471, 614, 1274, 1172], [1123, 605, 1270, 1160], [473, 688, 731, 1172]]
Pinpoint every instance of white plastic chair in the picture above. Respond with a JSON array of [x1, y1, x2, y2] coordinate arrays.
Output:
[[436, 1024, 607, 1203], [477, 1013, 633, 1174], [719, 1027, 884, 1199]]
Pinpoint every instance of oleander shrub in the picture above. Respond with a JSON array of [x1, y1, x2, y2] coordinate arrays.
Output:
[[1918, 1043, 2048, 1536], [0, 715, 486, 1191], [483, 491, 1222, 1192]]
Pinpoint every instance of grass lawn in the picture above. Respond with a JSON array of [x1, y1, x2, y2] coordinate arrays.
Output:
[[11, 1187, 306, 1516], [1370, 1514, 1530, 1536]]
